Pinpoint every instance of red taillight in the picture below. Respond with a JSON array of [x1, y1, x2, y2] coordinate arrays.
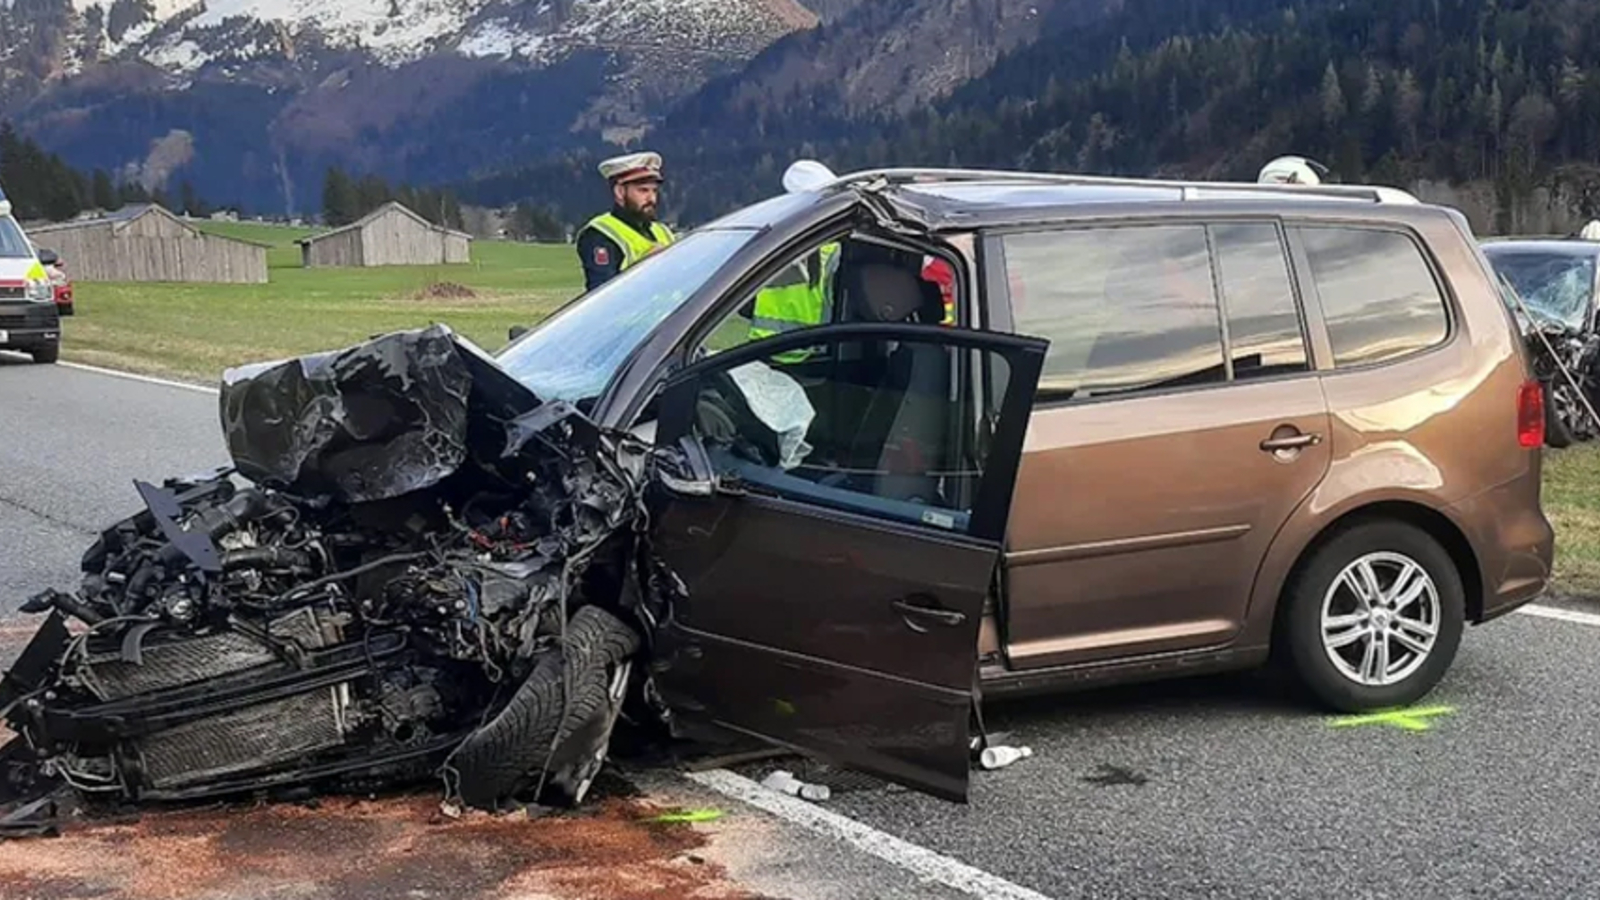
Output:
[[1518, 380, 1545, 449]]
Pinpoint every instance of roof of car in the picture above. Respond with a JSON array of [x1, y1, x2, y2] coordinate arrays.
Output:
[[1481, 238, 1600, 257], [816, 168, 1434, 231]]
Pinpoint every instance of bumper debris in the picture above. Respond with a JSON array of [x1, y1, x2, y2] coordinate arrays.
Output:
[[0, 326, 656, 829]]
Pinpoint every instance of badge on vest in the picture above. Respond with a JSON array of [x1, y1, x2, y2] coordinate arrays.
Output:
[[593, 246, 610, 266]]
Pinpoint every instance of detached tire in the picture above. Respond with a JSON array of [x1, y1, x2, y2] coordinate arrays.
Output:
[[453, 606, 640, 810], [1279, 521, 1465, 713]]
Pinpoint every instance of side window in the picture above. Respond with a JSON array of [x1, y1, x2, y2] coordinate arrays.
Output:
[[685, 335, 1011, 535], [1211, 223, 1310, 379], [702, 242, 844, 357], [693, 236, 955, 360], [1299, 227, 1450, 368], [1002, 226, 1225, 401]]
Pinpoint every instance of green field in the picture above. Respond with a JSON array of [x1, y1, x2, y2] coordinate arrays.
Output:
[[1543, 444, 1600, 596], [60, 221, 585, 382]]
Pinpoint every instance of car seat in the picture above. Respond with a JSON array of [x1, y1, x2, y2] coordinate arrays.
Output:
[[840, 263, 953, 503]]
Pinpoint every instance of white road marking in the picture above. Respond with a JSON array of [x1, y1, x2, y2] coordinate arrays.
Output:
[[59, 361, 220, 395], [685, 768, 1055, 900], [1516, 604, 1600, 628]]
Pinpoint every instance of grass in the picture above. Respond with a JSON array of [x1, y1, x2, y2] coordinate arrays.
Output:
[[60, 221, 585, 382], [1542, 443, 1600, 596]]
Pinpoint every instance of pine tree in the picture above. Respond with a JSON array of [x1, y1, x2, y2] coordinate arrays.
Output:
[[1321, 62, 1347, 129], [354, 174, 390, 218], [322, 167, 357, 226], [442, 191, 463, 231], [91, 169, 116, 211]]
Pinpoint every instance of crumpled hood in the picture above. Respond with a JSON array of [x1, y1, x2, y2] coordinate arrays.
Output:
[[217, 324, 541, 504]]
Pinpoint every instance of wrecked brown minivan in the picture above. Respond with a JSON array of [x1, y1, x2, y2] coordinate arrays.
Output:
[[0, 167, 1554, 827]]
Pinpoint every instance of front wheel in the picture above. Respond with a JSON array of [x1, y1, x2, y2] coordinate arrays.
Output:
[[31, 343, 59, 364], [1279, 521, 1465, 713], [1545, 381, 1576, 448]]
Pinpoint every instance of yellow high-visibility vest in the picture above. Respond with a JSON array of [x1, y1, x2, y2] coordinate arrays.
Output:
[[750, 243, 840, 363], [582, 213, 675, 270]]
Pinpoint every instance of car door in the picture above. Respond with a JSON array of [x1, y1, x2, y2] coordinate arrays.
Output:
[[990, 221, 1334, 669], [644, 321, 1046, 802]]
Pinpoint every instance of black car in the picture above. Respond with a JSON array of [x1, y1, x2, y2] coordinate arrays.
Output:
[[1482, 238, 1600, 446]]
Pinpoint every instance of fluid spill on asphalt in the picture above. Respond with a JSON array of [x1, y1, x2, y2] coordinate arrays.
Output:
[[0, 790, 776, 900]]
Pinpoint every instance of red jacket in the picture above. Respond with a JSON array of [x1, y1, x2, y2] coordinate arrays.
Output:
[[921, 256, 955, 324]]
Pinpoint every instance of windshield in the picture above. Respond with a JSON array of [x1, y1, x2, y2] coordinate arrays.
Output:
[[0, 217, 34, 259], [495, 229, 756, 403], [1484, 248, 1597, 330]]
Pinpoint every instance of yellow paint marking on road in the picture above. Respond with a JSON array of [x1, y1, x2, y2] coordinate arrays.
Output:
[[1328, 705, 1456, 732]]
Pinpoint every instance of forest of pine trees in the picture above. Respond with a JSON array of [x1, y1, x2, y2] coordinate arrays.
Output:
[[0, 122, 217, 222], [466, 0, 1600, 235], [320, 167, 465, 231]]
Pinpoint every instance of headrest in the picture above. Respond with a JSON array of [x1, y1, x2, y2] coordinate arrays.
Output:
[[847, 263, 935, 323]]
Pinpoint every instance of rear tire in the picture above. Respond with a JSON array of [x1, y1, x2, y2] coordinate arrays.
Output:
[[31, 343, 59, 364], [1279, 521, 1465, 713], [452, 606, 640, 810]]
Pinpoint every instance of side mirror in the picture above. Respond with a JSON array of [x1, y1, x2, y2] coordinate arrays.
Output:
[[508, 325, 530, 341], [36, 249, 58, 266]]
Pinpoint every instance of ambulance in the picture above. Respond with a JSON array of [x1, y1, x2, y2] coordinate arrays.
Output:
[[0, 184, 61, 363]]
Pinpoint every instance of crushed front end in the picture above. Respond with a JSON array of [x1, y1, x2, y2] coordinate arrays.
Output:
[[0, 326, 653, 826]]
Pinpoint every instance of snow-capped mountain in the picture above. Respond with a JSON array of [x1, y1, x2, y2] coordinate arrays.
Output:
[[58, 0, 818, 76], [0, 0, 828, 211]]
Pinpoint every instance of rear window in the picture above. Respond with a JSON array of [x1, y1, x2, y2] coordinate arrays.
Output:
[[1002, 225, 1225, 401], [1299, 227, 1450, 368]]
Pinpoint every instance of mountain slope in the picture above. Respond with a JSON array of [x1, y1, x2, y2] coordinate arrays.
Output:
[[0, 0, 822, 211], [669, 0, 1095, 128], [463, 0, 1600, 238]]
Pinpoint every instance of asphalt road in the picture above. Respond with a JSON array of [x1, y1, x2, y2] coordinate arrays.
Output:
[[0, 356, 226, 617], [0, 355, 973, 900], [7, 355, 1600, 899]]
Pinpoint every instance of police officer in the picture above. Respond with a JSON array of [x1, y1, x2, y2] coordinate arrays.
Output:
[[576, 151, 676, 291], [748, 242, 840, 364]]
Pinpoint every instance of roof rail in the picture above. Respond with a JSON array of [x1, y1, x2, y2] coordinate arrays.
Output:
[[820, 167, 1419, 205]]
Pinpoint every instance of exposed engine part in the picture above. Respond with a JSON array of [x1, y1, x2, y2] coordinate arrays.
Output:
[[0, 326, 652, 828]]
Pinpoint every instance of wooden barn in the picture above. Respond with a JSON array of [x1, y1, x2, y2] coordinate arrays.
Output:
[[298, 202, 472, 268], [25, 205, 270, 284]]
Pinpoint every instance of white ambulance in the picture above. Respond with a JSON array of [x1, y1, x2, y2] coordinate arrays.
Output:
[[0, 186, 61, 363]]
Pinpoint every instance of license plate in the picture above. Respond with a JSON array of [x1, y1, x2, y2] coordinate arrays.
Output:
[[0, 330, 9, 344]]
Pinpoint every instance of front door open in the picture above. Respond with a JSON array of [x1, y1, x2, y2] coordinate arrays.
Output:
[[644, 322, 1046, 801]]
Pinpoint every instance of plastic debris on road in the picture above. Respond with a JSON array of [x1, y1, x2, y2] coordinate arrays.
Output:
[[978, 745, 1033, 770], [761, 769, 831, 802]]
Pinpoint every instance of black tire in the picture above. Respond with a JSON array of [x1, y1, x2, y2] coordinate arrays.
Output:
[[1279, 521, 1465, 713], [31, 343, 59, 364], [452, 605, 640, 810], [1545, 382, 1576, 449]]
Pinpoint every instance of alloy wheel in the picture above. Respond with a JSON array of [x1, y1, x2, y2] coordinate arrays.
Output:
[[1320, 551, 1441, 687]]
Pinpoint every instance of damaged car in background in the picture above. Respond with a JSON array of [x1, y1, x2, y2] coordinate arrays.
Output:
[[0, 162, 1555, 830], [1483, 236, 1600, 447]]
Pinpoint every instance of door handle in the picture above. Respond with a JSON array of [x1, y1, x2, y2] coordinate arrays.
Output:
[[891, 598, 967, 628], [1260, 432, 1322, 452]]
